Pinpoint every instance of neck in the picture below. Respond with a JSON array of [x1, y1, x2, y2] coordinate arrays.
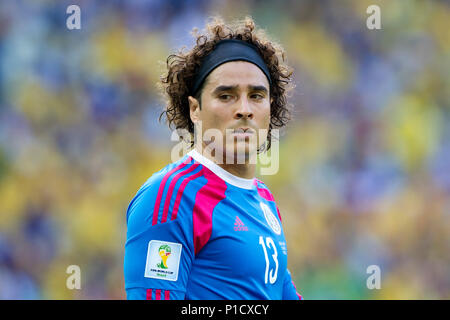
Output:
[[218, 162, 256, 180], [194, 145, 256, 179]]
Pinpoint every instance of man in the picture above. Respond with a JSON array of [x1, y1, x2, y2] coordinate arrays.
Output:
[[124, 17, 302, 300]]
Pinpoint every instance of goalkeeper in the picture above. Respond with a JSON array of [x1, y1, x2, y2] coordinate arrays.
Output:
[[124, 16, 303, 300]]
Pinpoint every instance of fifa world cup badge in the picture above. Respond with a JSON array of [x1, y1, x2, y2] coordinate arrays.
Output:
[[144, 240, 182, 281]]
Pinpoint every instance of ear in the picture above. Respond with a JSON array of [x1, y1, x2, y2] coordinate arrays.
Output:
[[188, 96, 201, 124]]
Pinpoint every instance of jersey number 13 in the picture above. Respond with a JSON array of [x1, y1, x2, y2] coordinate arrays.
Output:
[[258, 236, 279, 284]]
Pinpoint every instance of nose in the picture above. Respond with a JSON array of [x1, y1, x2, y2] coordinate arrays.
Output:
[[235, 96, 253, 120]]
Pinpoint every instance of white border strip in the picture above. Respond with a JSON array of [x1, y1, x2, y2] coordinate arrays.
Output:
[[187, 149, 255, 190]]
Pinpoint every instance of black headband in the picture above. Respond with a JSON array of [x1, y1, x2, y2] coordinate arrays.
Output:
[[191, 39, 272, 96]]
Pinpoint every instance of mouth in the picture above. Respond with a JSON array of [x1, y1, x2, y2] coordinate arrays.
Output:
[[232, 127, 255, 135]]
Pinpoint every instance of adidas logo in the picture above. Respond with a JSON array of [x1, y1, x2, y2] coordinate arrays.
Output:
[[234, 216, 248, 231]]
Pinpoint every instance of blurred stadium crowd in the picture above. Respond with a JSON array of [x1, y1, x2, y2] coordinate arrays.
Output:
[[0, 0, 449, 299]]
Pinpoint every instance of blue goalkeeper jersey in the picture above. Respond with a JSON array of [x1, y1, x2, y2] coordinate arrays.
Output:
[[124, 149, 303, 300]]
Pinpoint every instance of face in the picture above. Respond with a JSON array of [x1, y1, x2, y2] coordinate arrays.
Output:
[[189, 61, 271, 163]]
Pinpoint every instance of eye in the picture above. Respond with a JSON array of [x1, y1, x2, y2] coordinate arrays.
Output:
[[218, 94, 233, 101], [250, 93, 264, 100]]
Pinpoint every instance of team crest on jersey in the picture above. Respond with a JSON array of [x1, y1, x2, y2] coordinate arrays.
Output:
[[144, 240, 182, 281], [260, 202, 281, 235]]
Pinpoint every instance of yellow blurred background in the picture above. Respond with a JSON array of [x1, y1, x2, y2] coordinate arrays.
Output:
[[0, 0, 449, 299]]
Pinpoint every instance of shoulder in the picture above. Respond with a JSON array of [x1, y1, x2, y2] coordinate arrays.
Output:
[[126, 155, 206, 225], [254, 178, 283, 223], [126, 163, 177, 222], [254, 178, 276, 201]]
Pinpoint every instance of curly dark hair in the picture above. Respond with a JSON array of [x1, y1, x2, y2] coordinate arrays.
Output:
[[158, 16, 294, 151]]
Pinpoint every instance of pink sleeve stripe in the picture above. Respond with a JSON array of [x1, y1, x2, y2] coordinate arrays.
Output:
[[152, 157, 192, 226], [276, 207, 283, 223], [171, 170, 204, 221], [254, 179, 282, 223], [193, 167, 227, 255], [291, 281, 303, 300], [161, 163, 199, 223], [146, 288, 170, 300]]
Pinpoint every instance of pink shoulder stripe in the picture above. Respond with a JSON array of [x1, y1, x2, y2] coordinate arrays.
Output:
[[171, 170, 204, 221], [254, 179, 282, 223], [161, 163, 200, 223], [254, 179, 275, 201], [192, 167, 227, 255], [152, 157, 192, 226]]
